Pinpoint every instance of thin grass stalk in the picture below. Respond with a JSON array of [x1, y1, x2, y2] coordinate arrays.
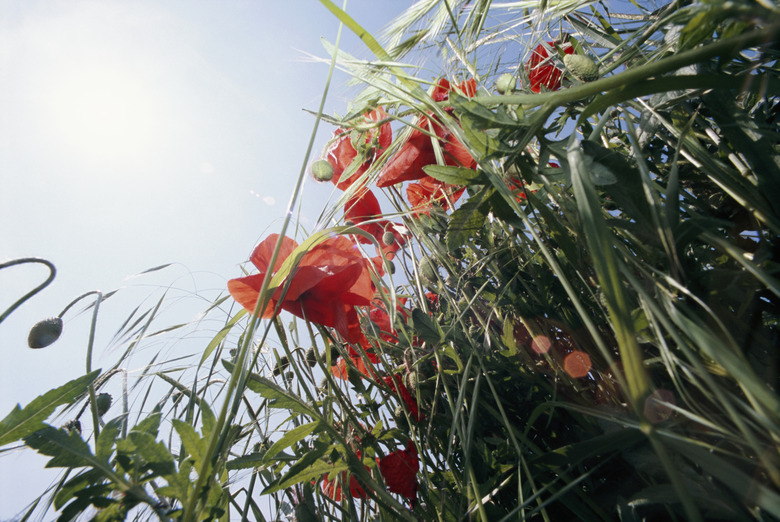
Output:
[[179, 8, 347, 520]]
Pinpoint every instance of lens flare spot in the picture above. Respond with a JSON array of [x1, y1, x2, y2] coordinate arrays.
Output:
[[531, 335, 551, 354], [564, 350, 591, 378], [644, 388, 676, 424]]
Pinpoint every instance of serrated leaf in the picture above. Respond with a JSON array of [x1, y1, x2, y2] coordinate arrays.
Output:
[[126, 431, 176, 477], [411, 309, 444, 345], [222, 360, 313, 415], [445, 188, 491, 251], [226, 452, 266, 470], [264, 422, 321, 463], [96, 417, 123, 462], [262, 444, 332, 495], [172, 419, 205, 468], [0, 370, 99, 447], [423, 165, 488, 185]]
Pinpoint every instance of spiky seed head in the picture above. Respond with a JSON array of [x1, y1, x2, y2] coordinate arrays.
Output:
[[95, 393, 112, 416], [563, 54, 599, 82], [495, 73, 517, 94], [311, 159, 334, 182], [306, 346, 317, 367], [28, 317, 63, 349]]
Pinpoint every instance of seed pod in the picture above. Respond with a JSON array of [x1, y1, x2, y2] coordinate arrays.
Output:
[[418, 256, 438, 284], [306, 346, 317, 367], [273, 355, 289, 376], [563, 54, 599, 82], [310, 159, 334, 182], [28, 317, 63, 348], [381, 231, 396, 246], [495, 73, 517, 94], [94, 393, 112, 417]]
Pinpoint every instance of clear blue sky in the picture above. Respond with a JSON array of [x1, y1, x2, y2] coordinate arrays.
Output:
[[0, 1, 408, 517]]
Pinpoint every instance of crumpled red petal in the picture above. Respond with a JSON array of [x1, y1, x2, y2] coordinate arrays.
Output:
[[378, 440, 419, 505]]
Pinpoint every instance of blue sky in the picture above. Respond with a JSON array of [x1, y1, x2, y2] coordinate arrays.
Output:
[[0, 1, 408, 517]]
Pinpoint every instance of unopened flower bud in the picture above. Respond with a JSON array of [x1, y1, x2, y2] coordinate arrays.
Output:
[[94, 393, 112, 417], [495, 73, 516, 94], [306, 346, 317, 367], [28, 317, 63, 349], [311, 159, 334, 182], [563, 54, 599, 82], [382, 231, 396, 246]]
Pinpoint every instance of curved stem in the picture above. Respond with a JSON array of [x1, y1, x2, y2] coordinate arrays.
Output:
[[0, 258, 56, 325]]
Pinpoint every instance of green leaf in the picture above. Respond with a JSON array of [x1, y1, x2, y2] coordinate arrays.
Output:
[[445, 188, 492, 251], [262, 443, 333, 495], [422, 165, 488, 185], [222, 360, 313, 415], [410, 309, 444, 345], [200, 309, 247, 366], [499, 316, 518, 357], [96, 417, 123, 462], [172, 419, 205, 468], [0, 370, 100, 447], [263, 422, 321, 463], [126, 431, 176, 477]]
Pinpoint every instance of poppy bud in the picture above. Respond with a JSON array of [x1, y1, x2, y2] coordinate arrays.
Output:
[[418, 257, 438, 284], [28, 317, 63, 348], [386, 261, 396, 275], [563, 54, 599, 82], [382, 231, 396, 246], [311, 159, 334, 182], [495, 73, 516, 94], [94, 393, 112, 417]]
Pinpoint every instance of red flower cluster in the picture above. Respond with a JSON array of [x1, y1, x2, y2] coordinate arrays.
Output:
[[227, 234, 380, 344], [382, 374, 424, 422], [376, 79, 477, 214], [324, 107, 392, 194], [320, 440, 420, 508], [527, 41, 574, 93], [377, 440, 419, 506]]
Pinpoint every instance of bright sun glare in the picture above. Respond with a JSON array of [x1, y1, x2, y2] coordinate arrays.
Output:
[[45, 64, 160, 163]]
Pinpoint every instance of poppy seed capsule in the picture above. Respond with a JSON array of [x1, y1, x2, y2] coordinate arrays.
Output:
[[563, 54, 599, 82], [94, 393, 112, 417], [28, 317, 63, 348], [306, 346, 317, 367], [495, 73, 516, 94], [311, 159, 334, 182]]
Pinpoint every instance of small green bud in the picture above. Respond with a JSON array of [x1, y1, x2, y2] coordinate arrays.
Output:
[[311, 159, 334, 182], [563, 54, 599, 82], [495, 73, 516, 94], [94, 393, 112, 417], [386, 261, 396, 275], [418, 257, 438, 284], [381, 231, 396, 246], [28, 317, 63, 348], [273, 355, 289, 376]]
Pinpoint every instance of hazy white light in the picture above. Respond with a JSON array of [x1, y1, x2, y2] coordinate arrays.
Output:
[[44, 64, 160, 163]]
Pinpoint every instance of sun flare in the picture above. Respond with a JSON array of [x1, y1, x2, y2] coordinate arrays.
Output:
[[45, 64, 160, 163]]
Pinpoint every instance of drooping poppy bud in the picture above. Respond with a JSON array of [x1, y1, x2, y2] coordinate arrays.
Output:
[[311, 159, 334, 182], [28, 317, 63, 348], [94, 393, 112, 417]]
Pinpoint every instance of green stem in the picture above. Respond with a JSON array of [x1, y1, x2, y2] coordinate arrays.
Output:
[[0, 258, 56, 325]]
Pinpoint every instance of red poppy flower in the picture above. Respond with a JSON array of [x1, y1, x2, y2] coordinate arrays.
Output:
[[324, 107, 392, 192], [321, 469, 367, 501], [377, 440, 419, 506], [377, 79, 477, 188], [527, 41, 574, 93], [332, 340, 379, 380], [344, 190, 406, 260], [382, 374, 424, 422], [227, 234, 379, 344], [406, 176, 466, 214]]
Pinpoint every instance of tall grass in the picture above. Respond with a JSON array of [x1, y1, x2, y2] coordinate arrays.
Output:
[[2, 0, 779, 520]]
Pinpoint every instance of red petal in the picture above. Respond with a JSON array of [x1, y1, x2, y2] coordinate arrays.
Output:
[[378, 440, 419, 502]]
